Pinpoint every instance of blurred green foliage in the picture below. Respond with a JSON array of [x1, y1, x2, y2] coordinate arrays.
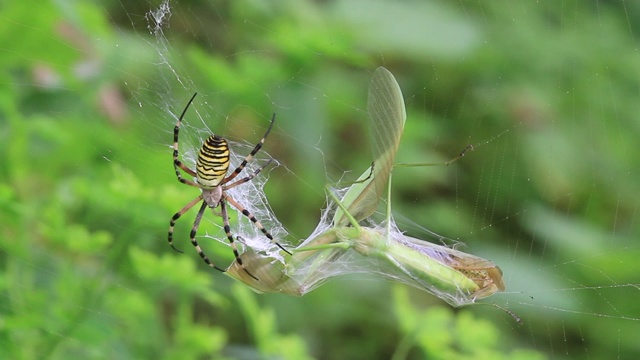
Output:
[[2, 0, 640, 359]]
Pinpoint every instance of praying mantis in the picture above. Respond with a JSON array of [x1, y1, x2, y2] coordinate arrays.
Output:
[[226, 67, 504, 307]]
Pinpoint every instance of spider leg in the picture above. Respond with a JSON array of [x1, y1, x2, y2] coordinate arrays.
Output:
[[224, 193, 291, 255], [220, 200, 259, 280], [190, 201, 227, 273], [168, 194, 203, 253], [223, 158, 272, 192], [173, 93, 200, 187], [174, 161, 199, 187], [222, 113, 275, 184]]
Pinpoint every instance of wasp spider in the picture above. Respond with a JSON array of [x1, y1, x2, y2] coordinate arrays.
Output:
[[168, 93, 288, 280]]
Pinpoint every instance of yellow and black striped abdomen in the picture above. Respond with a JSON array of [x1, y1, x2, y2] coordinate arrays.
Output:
[[196, 135, 230, 188]]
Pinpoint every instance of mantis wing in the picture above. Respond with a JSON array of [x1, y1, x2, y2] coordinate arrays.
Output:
[[333, 67, 407, 226]]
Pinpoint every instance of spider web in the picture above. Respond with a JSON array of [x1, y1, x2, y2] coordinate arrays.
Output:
[[137, 3, 292, 263], [133, 2, 640, 358], [145, 2, 640, 358]]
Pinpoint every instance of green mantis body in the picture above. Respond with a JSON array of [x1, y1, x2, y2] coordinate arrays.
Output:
[[226, 67, 504, 307]]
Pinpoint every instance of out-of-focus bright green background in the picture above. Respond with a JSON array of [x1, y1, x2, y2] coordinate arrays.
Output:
[[2, 0, 639, 359]]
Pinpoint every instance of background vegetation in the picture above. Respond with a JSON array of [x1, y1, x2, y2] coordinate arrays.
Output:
[[1, 0, 639, 359]]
